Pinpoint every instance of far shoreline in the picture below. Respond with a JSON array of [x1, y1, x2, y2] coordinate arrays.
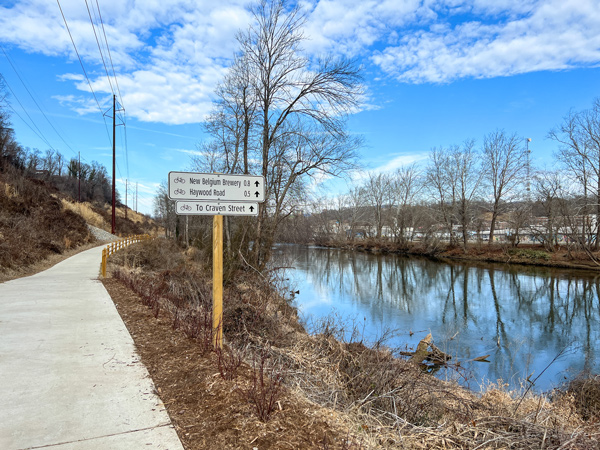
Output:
[[305, 239, 600, 273]]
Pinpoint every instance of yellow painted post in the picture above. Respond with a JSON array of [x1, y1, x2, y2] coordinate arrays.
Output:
[[101, 248, 106, 277], [213, 214, 223, 350]]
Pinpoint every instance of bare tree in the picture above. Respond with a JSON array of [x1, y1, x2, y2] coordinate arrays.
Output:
[[390, 163, 422, 245], [531, 170, 569, 251], [426, 147, 457, 245], [362, 172, 394, 239], [549, 99, 600, 249], [482, 130, 527, 246], [0, 80, 21, 170], [201, 54, 258, 175], [506, 203, 530, 247], [451, 140, 483, 249], [231, 0, 363, 267], [153, 182, 177, 238], [343, 184, 367, 241]]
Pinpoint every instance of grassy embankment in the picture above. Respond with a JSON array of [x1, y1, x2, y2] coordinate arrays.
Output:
[[0, 171, 158, 281], [104, 238, 600, 449]]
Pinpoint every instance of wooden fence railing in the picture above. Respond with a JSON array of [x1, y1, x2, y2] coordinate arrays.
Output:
[[100, 234, 152, 277]]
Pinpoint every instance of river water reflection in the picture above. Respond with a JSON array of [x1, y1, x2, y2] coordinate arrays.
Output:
[[272, 245, 600, 391]]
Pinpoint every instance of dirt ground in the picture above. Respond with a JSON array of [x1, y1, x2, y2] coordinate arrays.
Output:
[[102, 277, 358, 450]]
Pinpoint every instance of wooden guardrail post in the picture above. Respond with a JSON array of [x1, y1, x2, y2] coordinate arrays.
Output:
[[101, 248, 107, 278], [100, 234, 154, 278]]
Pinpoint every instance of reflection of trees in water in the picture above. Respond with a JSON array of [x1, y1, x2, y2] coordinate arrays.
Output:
[[276, 245, 600, 384], [288, 247, 600, 333]]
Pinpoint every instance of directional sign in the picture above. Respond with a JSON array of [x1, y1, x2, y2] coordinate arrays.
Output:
[[176, 201, 259, 216], [168, 171, 264, 202]]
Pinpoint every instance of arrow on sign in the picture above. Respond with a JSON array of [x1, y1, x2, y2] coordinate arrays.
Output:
[[255, 191, 260, 198], [255, 181, 260, 187], [249, 205, 255, 212]]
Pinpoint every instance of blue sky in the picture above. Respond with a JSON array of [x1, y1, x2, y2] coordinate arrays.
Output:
[[1, 0, 599, 215]]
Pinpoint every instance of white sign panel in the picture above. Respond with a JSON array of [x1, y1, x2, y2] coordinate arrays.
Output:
[[176, 201, 259, 216], [169, 171, 264, 202]]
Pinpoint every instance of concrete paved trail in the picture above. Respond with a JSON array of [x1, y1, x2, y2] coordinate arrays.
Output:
[[0, 245, 185, 450]]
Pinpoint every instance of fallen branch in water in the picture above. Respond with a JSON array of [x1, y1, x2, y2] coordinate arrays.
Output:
[[404, 333, 452, 365]]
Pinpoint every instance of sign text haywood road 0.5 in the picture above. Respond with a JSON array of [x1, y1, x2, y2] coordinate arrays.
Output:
[[168, 171, 265, 202]]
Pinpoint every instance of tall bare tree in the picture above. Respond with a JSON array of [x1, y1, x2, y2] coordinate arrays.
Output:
[[451, 140, 483, 249], [362, 172, 393, 239], [549, 98, 600, 249], [200, 54, 258, 175], [426, 147, 456, 245], [390, 163, 422, 245], [233, 0, 363, 267], [531, 170, 569, 251], [482, 130, 527, 246]]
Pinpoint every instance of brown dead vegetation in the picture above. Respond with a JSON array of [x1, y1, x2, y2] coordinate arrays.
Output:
[[105, 239, 600, 449], [0, 174, 92, 271], [0, 168, 160, 277], [319, 238, 600, 272]]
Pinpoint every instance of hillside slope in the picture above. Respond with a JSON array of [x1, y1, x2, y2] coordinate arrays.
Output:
[[0, 173, 91, 270], [0, 170, 158, 277]]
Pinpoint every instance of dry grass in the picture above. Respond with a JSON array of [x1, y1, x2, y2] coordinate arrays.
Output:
[[565, 374, 600, 421], [106, 239, 600, 449], [0, 174, 92, 272], [60, 199, 108, 230], [116, 205, 147, 224]]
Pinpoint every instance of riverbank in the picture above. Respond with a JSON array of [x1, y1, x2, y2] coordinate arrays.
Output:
[[104, 239, 599, 449], [315, 239, 600, 272]]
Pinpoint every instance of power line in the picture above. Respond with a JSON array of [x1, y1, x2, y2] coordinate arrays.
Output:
[[55, 0, 112, 146], [84, 0, 115, 97], [0, 44, 78, 157], [56, 0, 129, 203], [94, 0, 124, 107], [87, 0, 129, 181], [0, 74, 58, 152]]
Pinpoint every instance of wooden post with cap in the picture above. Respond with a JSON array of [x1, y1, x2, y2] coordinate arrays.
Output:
[[213, 214, 223, 349]]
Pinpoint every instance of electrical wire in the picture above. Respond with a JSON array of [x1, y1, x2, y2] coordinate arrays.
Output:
[[84, 0, 115, 97], [0, 74, 58, 152], [94, 0, 123, 108], [56, 0, 130, 201], [90, 0, 129, 181], [0, 44, 78, 157], [55, 0, 112, 146]]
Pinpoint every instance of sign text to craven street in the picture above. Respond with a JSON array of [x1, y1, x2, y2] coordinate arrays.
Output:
[[176, 201, 259, 216], [168, 171, 265, 202]]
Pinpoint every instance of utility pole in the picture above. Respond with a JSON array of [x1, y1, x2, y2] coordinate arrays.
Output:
[[111, 94, 116, 235], [125, 179, 128, 220], [103, 94, 124, 234], [78, 151, 81, 203], [136, 182, 138, 213], [526, 138, 532, 202]]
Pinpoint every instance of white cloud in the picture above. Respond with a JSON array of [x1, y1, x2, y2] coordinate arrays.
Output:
[[173, 148, 205, 156], [371, 153, 429, 173], [3, 0, 600, 124], [0, 0, 252, 124], [52, 94, 107, 115], [301, 0, 423, 56], [371, 0, 600, 83]]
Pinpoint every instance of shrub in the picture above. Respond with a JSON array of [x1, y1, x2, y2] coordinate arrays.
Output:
[[245, 346, 286, 422]]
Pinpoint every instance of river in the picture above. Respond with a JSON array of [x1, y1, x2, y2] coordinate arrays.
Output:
[[272, 244, 600, 392]]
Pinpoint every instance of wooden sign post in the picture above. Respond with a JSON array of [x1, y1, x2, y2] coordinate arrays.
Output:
[[169, 172, 264, 350], [213, 215, 223, 350]]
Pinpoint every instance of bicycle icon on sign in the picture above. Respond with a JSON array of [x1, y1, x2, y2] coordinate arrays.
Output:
[[173, 176, 185, 184], [174, 188, 185, 195], [180, 204, 192, 211]]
